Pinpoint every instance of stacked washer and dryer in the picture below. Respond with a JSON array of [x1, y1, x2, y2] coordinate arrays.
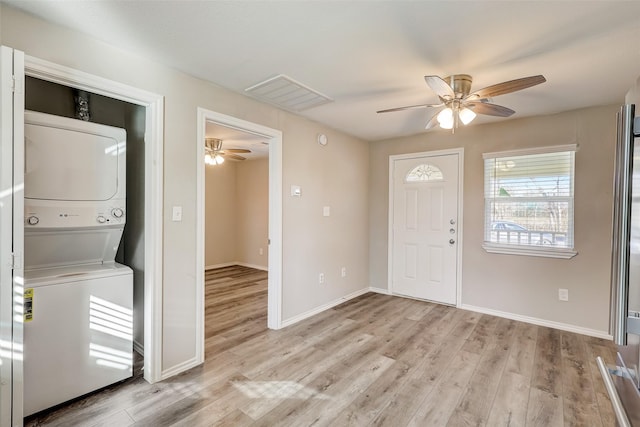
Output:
[[22, 111, 133, 416]]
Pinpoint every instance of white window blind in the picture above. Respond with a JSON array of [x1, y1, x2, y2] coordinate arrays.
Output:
[[483, 145, 576, 255]]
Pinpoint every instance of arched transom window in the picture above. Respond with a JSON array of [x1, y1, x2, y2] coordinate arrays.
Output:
[[405, 164, 443, 182]]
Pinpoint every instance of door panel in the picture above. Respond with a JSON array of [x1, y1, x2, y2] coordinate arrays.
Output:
[[428, 246, 443, 282], [405, 189, 418, 230], [404, 244, 417, 279], [391, 153, 459, 304], [430, 187, 444, 230]]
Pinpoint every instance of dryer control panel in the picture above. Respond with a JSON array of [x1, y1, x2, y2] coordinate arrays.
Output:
[[24, 200, 126, 229]]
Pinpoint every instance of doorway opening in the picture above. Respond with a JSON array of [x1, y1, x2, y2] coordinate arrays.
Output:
[[25, 55, 164, 384], [196, 108, 283, 363], [203, 124, 270, 358]]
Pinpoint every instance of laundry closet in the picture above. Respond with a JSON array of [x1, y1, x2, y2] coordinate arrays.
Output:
[[22, 77, 146, 416]]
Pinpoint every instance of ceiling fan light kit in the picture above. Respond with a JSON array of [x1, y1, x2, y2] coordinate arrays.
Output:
[[204, 153, 225, 165], [378, 73, 546, 133], [459, 107, 476, 125], [204, 137, 251, 165], [436, 107, 454, 129]]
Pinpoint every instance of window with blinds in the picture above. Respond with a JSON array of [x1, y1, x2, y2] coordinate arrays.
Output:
[[483, 145, 576, 255]]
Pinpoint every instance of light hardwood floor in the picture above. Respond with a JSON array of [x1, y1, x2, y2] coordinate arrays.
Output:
[[26, 265, 617, 426]]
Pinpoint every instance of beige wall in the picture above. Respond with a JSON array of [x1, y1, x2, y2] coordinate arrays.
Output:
[[204, 158, 269, 269], [236, 158, 269, 268], [1, 5, 370, 372], [204, 160, 237, 267], [370, 105, 618, 334], [281, 114, 369, 319], [2, 2, 621, 377], [627, 75, 640, 104]]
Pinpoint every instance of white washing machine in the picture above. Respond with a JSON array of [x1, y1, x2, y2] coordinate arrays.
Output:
[[23, 111, 133, 416], [23, 263, 132, 416]]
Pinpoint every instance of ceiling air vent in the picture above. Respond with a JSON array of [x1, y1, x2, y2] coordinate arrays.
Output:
[[245, 74, 333, 112]]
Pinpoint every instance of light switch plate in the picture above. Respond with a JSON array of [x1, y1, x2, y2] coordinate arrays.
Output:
[[291, 185, 301, 197], [558, 288, 569, 301], [172, 206, 182, 222], [323, 206, 330, 217]]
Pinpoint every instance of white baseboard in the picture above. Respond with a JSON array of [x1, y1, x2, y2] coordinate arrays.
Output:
[[161, 356, 202, 380], [459, 303, 613, 340], [133, 340, 144, 356], [236, 261, 268, 271], [205, 262, 237, 270], [369, 286, 391, 295], [281, 287, 371, 328], [364, 290, 610, 340], [205, 262, 268, 271]]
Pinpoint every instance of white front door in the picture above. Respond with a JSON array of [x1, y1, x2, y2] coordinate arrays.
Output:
[[391, 152, 461, 305]]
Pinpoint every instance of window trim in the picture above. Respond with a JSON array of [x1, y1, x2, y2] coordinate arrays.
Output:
[[482, 143, 578, 160], [482, 144, 578, 259], [482, 242, 577, 259]]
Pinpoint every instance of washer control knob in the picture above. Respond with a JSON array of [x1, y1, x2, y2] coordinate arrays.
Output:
[[27, 216, 39, 225], [97, 216, 107, 224], [111, 208, 124, 218]]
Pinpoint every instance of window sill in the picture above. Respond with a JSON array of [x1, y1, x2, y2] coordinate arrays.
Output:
[[482, 243, 578, 259]]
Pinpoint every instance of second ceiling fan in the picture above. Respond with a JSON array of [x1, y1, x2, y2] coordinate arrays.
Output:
[[377, 74, 546, 132], [204, 138, 251, 165]]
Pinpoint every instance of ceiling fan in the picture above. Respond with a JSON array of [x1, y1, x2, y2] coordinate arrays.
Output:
[[204, 138, 251, 165], [377, 74, 546, 132]]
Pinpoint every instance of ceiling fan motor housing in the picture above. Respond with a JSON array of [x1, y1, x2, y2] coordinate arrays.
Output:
[[443, 74, 473, 98], [205, 137, 223, 151]]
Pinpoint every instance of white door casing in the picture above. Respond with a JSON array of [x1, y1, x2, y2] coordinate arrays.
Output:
[[23, 56, 165, 383], [389, 150, 463, 305], [195, 107, 283, 355], [0, 45, 25, 426]]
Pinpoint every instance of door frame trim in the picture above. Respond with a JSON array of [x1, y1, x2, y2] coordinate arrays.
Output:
[[195, 108, 283, 355], [24, 54, 165, 383], [388, 148, 464, 306]]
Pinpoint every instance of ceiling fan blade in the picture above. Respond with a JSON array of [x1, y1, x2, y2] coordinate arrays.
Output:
[[425, 109, 442, 130], [424, 75, 454, 100], [377, 102, 443, 114], [467, 75, 546, 100], [223, 153, 246, 161], [466, 101, 515, 117], [223, 148, 251, 154]]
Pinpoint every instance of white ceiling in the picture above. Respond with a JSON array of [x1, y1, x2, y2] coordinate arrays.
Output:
[[5, 1, 640, 142], [205, 121, 269, 161]]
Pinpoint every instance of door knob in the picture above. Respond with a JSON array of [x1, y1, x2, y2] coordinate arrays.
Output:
[[449, 239, 455, 245]]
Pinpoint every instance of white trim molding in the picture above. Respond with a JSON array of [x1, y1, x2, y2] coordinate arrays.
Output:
[[133, 340, 144, 357], [24, 54, 165, 384], [161, 356, 201, 380], [280, 288, 371, 328], [369, 287, 391, 295], [460, 303, 612, 340], [205, 262, 238, 271], [482, 143, 578, 159], [205, 262, 268, 272], [236, 262, 268, 271], [196, 108, 283, 369], [482, 243, 578, 259]]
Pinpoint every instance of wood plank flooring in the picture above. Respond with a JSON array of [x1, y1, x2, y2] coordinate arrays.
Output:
[[26, 265, 618, 426]]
